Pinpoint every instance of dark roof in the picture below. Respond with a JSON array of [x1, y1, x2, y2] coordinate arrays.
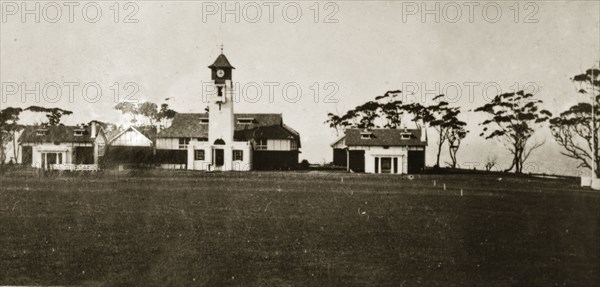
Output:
[[19, 125, 96, 143], [208, 54, 235, 69], [344, 128, 426, 147], [157, 113, 285, 139], [234, 125, 300, 145]]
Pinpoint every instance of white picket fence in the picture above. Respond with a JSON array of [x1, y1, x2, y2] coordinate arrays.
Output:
[[50, 164, 100, 171]]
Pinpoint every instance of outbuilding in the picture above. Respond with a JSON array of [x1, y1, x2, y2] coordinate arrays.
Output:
[[331, 128, 427, 174]]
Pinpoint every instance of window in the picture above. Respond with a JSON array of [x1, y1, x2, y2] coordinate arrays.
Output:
[[36, 130, 47, 136], [256, 139, 268, 150], [237, 118, 254, 124], [217, 86, 223, 98], [194, 150, 205, 161], [179, 138, 190, 149], [401, 133, 412, 140], [361, 133, 372, 139], [98, 144, 106, 156], [290, 140, 298, 150], [233, 150, 243, 161], [381, 157, 392, 173], [200, 118, 209, 124], [74, 130, 84, 136]]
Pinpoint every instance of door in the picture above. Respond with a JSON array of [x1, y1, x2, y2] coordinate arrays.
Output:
[[46, 153, 57, 168], [381, 157, 392, 173], [348, 150, 365, 172], [214, 149, 224, 167], [408, 150, 425, 173]]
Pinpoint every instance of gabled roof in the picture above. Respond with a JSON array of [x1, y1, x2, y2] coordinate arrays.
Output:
[[234, 125, 301, 147], [330, 135, 346, 147], [108, 126, 153, 145], [135, 125, 158, 141], [208, 54, 235, 69], [157, 113, 284, 138], [344, 128, 426, 147], [19, 125, 98, 143]]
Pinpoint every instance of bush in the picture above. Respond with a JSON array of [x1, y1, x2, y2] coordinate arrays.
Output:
[[299, 160, 310, 170]]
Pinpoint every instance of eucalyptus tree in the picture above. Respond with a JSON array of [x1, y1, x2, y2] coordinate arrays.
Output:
[[475, 90, 552, 173], [550, 67, 600, 176], [446, 117, 468, 169], [25, 106, 73, 126], [0, 107, 23, 164]]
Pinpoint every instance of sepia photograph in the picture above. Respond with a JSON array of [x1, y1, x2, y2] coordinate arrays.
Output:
[[0, 0, 599, 286]]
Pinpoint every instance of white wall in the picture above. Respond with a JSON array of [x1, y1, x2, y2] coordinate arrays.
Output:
[[31, 144, 71, 168], [352, 146, 408, 174], [111, 129, 152, 147], [267, 139, 293, 151], [94, 132, 108, 164], [156, 138, 180, 150], [187, 140, 252, 171], [2, 129, 23, 164], [208, 81, 235, 145]]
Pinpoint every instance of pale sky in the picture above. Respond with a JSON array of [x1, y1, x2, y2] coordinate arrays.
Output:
[[1, 1, 599, 175]]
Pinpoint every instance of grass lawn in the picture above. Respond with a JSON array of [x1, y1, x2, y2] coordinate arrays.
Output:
[[0, 169, 598, 286]]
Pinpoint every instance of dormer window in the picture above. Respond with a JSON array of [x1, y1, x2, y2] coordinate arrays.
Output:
[[361, 132, 372, 139], [237, 118, 254, 125], [74, 130, 84, 136], [200, 118, 209, 124], [400, 133, 412, 140], [179, 138, 190, 149], [36, 130, 47, 136]]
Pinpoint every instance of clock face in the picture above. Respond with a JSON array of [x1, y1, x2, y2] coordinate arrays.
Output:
[[217, 69, 225, 77]]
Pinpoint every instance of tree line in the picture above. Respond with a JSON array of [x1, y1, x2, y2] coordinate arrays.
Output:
[[326, 64, 600, 175], [0, 100, 176, 164]]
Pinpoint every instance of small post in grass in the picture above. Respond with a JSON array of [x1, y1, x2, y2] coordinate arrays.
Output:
[[433, 180, 436, 186], [460, 189, 463, 197], [443, 184, 446, 191]]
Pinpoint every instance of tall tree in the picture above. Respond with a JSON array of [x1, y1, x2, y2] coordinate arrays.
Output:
[[325, 90, 404, 133], [550, 67, 600, 176], [352, 101, 380, 129], [115, 101, 176, 126], [403, 95, 465, 168], [429, 99, 453, 167], [114, 102, 140, 124], [446, 118, 468, 169], [158, 103, 177, 125], [138, 102, 159, 125], [0, 107, 23, 164], [475, 90, 552, 173], [375, 90, 404, 128], [25, 106, 73, 126]]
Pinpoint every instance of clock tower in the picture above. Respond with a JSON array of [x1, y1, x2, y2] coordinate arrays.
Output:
[[207, 52, 235, 146]]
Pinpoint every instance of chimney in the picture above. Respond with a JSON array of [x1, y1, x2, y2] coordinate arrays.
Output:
[[420, 124, 428, 142], [91, 121, 97, 139]]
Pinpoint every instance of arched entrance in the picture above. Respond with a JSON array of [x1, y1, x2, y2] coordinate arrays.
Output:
[[213, 139, 226, 167]]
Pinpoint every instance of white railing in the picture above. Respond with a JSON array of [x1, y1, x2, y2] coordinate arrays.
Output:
[[50, 164, 99, 171]]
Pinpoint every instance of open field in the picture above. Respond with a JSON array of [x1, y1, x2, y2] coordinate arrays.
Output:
[[0, 169, 598, 286]]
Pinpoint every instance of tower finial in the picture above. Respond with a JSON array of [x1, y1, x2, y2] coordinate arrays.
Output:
[[220, 44, 224, 54]]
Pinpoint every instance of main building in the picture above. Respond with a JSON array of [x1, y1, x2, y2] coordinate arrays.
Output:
[[155, 53, 301, 171]]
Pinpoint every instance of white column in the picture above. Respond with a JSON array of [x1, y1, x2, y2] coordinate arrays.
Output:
[[346, 149, 350, 172], [187, 144, 194, 170]]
